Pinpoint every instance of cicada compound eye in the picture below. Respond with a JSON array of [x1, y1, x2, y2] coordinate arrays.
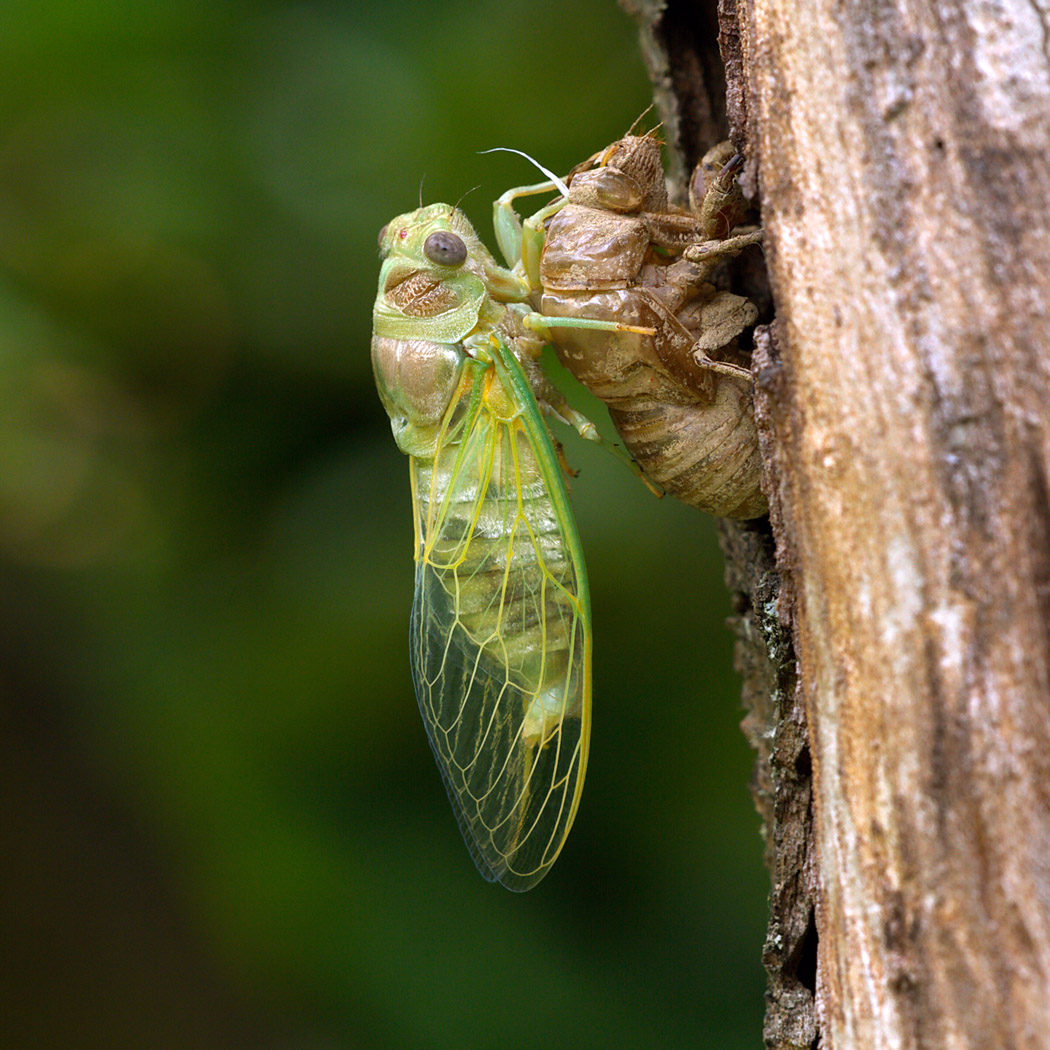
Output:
[[423, 230, 467, 268]]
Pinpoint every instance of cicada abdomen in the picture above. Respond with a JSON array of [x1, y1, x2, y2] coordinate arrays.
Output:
[[532, 134, 767, 519]]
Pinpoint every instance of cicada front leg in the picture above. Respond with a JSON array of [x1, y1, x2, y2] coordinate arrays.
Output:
[[492, 180, 567, 292]]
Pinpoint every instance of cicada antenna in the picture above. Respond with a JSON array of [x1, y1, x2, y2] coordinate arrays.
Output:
[[449, 184, 481, 217], [626, 104, 656, 136], [418, 173, 426, 208]]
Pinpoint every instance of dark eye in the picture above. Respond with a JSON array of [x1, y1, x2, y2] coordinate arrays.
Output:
[[423, 231, 467, 267]]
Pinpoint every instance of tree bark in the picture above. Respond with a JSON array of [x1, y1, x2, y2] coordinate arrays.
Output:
[[626, 0, 1050, 1047]]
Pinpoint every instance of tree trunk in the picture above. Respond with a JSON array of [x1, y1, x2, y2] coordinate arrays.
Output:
[[625, 0, 1050, 1047]]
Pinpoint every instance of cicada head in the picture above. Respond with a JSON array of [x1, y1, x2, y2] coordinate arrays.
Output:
[[371, 204, 530, 457], [373, 205, 525, 345], [597, 134, 668, 212]]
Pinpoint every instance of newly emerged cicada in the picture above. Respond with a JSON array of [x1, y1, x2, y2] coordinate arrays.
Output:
[[372, 205, 601, 890], [494, 134, 767, 519]]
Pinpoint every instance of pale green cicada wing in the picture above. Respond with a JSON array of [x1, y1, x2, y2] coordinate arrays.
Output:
[[409, 336, 591, 892]]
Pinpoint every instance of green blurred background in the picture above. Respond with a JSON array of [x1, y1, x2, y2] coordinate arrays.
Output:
[[1, 2, 767, 1047]]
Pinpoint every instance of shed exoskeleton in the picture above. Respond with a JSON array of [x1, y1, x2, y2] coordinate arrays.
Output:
[[494, 134, 767, 519]]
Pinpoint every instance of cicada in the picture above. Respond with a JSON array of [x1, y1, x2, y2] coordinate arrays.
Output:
[[494, 134, 767, 519], [372, 204, 597, 891]]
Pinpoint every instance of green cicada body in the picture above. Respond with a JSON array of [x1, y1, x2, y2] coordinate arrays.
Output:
[[372, 205, 591, 891]]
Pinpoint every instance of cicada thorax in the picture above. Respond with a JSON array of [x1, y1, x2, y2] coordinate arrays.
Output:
[[537, 134, 767, 520]]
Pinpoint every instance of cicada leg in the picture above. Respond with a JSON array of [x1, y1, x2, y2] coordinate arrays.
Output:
[[543, 393, 665, 497], [520, 199, 567, 292], [516, 312, 666, 498], [540, 398, 600, 445], [522, 311, 656, 339], [692, 145, 755, 237], [492, 181, 567, 289], [683, 229, 764, 282], [519, 310, 658, 426]]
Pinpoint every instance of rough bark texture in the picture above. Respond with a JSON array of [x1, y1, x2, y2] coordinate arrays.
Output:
[[627, 0, 1050, 1047], [623, 2, 817, 1046]]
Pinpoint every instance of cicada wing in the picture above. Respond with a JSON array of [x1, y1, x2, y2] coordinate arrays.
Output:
[[409, 368, 591, 891]]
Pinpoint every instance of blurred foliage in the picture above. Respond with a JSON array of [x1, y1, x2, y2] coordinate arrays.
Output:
[[1, 1, 767, 1048]]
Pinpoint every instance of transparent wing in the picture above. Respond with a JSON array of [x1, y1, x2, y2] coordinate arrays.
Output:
[[409, 350, 591, 891]]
